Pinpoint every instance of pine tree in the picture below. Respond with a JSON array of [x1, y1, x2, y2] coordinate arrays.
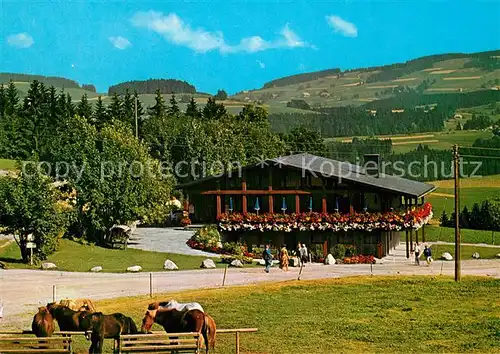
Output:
[[185, 97, 201, 119], [202, 97, 226, 120], [57, 89, 69, 118], [0, 84, 6, 118], [167, 94, 180, 116], [5, 81, 19, 116], [92, 96, 108, 130], [122, 89, 134, 125], [66, 93, 75, 118], [148, 90, 166, 119], [76, 93, 93, 120], [440, 210, 449, 227], [133, 91, 145, 138], [22, 80, 49, 155], [107, 93, 123, 121]]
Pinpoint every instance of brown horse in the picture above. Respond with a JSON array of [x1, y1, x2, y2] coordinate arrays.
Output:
[[141, 308, 216, 354], [32, 306, 55, 337], [78, 312, 139, 354], [46, 302, 90, 331]]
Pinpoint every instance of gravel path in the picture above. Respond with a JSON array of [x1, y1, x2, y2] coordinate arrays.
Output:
[[1, 256, 499, 329], [128, 227, 220, 258]]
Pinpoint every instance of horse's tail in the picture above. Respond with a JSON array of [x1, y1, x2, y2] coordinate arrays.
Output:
[[204, 314, 216, 350]]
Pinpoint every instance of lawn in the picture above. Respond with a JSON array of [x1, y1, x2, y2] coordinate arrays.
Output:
[[0, 158, 18, 170], [0, 238, 223, 272], [424, 225, 500, 245], [39, 276, 500, 353], [430, 244, 500, 260]]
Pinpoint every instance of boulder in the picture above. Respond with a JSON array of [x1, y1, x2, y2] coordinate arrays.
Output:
[[90, 266, 102, 273], [256, 259, 266, 266], [41, 262, 57, 270], [230, 259, 243, 268], [324, 254, 336, 265], [289, 257, 300, 267], [496, 253, 500, 259], [441, 252, 453, 261], [201, 259, 216, 269], [472, 252, 480, 259], [164, 260, 179, 270], [126, 265, 142, 272]]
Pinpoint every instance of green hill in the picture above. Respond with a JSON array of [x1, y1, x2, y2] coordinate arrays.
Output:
[[232, 50, 500, 112]]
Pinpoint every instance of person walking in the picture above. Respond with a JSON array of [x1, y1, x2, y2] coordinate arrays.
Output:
[[279, 245, 289, 272], [414, 243, 421, 266], [423, 245, 433, 265], [299, 243, 308, 267], [262, 245, 273, 273]]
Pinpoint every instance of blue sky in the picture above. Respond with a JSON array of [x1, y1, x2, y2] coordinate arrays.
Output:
[[1, 0, 499, 94]]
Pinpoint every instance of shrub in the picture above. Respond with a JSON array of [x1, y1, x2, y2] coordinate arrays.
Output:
[[330, 244, 346, 260], [180, 217, 191, 227], [191, 225, 221, 248], [222, 242, 244, 256]]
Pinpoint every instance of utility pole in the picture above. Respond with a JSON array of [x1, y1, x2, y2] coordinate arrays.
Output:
[[134, 96, 138, 139], [453, 144, 461, 281]]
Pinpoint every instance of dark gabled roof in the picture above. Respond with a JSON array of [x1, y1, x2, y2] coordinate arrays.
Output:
[[178, 153, 436, 198], [269, 153, 436, 198]]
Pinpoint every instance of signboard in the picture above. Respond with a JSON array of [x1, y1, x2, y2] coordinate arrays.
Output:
[[26, 242, 36, 249], [27, 233, 34, 241]]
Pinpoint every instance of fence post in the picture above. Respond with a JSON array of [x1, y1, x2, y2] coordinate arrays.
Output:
[[222, 265, 228, 287], [52, 285, 56, 302], [149, 273, 153, 298], [235, 331, 240, 354], [370, 262, 373, 276]]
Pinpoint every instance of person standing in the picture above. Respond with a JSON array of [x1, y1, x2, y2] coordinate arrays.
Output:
[[299, 244, 308, 267], [279, 245, 289, 272], [263, 245, 273, 273], [414, 243, 421, 266], [423, 245, 433, 265]]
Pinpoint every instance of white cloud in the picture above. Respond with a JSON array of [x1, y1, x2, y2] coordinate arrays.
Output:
[[109, 36, 132, 49], [256, 60, 266, 69], [326, 15, 358, 38], [7, 33, 34, 48], [131, 11, 312, 53]]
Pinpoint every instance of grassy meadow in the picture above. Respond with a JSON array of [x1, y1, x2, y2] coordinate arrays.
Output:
[[424, 225, 500, 245], [0, 238, 223, 272], [427, 174, 500, 217], [429, 244, 500, 259], [0, 158, 18, 170], [28, 276, 500, 354]]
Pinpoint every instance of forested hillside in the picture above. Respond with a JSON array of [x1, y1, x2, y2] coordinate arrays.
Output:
[[108, 79, 197, 95], [0, 73, 81, 89]]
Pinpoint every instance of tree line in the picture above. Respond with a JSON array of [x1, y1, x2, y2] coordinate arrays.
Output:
[[440, 199, 500, 231], [108, 79, 196, 95]]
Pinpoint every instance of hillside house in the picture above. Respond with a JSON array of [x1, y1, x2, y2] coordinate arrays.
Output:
[[178, 153, 435, 259], [302, 92, 311, 98]]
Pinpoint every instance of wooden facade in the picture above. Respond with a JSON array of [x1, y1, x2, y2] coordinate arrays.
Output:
[[179, 155, 433, 259]]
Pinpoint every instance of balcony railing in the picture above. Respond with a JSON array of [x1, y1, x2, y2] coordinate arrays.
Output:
[[217, 203, 433, 233]]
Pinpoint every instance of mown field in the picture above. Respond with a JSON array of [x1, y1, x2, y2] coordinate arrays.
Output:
[[28, 276, 500, 354], [427, 174, 500, 217], [424, 225, 500, 245], [328, 130, 493, 154], [0, 239, 224, 272], [429, 244, 500, 259]]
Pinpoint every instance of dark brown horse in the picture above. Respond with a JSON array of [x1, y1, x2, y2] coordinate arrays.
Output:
[[32, 306, 55, 337], [141, 308, 216, 353], [46, 302, 90, 331], [79, 312, 139, 354]]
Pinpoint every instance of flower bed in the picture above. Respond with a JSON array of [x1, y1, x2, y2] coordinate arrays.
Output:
[[218, 203, 433, 232], [343, 255, 375, 264]]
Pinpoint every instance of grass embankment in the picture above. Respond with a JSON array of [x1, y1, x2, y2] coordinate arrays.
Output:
[[45, 276, 500, 353], [424, 225, 500, 245], [0, 239, 222, 272], [430, 244, 500, 259], [0, 158, 18, 170]]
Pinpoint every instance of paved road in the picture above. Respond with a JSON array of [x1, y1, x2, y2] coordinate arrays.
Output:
[[1, 257, 499, 329], [128, 227, 220, 258]]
